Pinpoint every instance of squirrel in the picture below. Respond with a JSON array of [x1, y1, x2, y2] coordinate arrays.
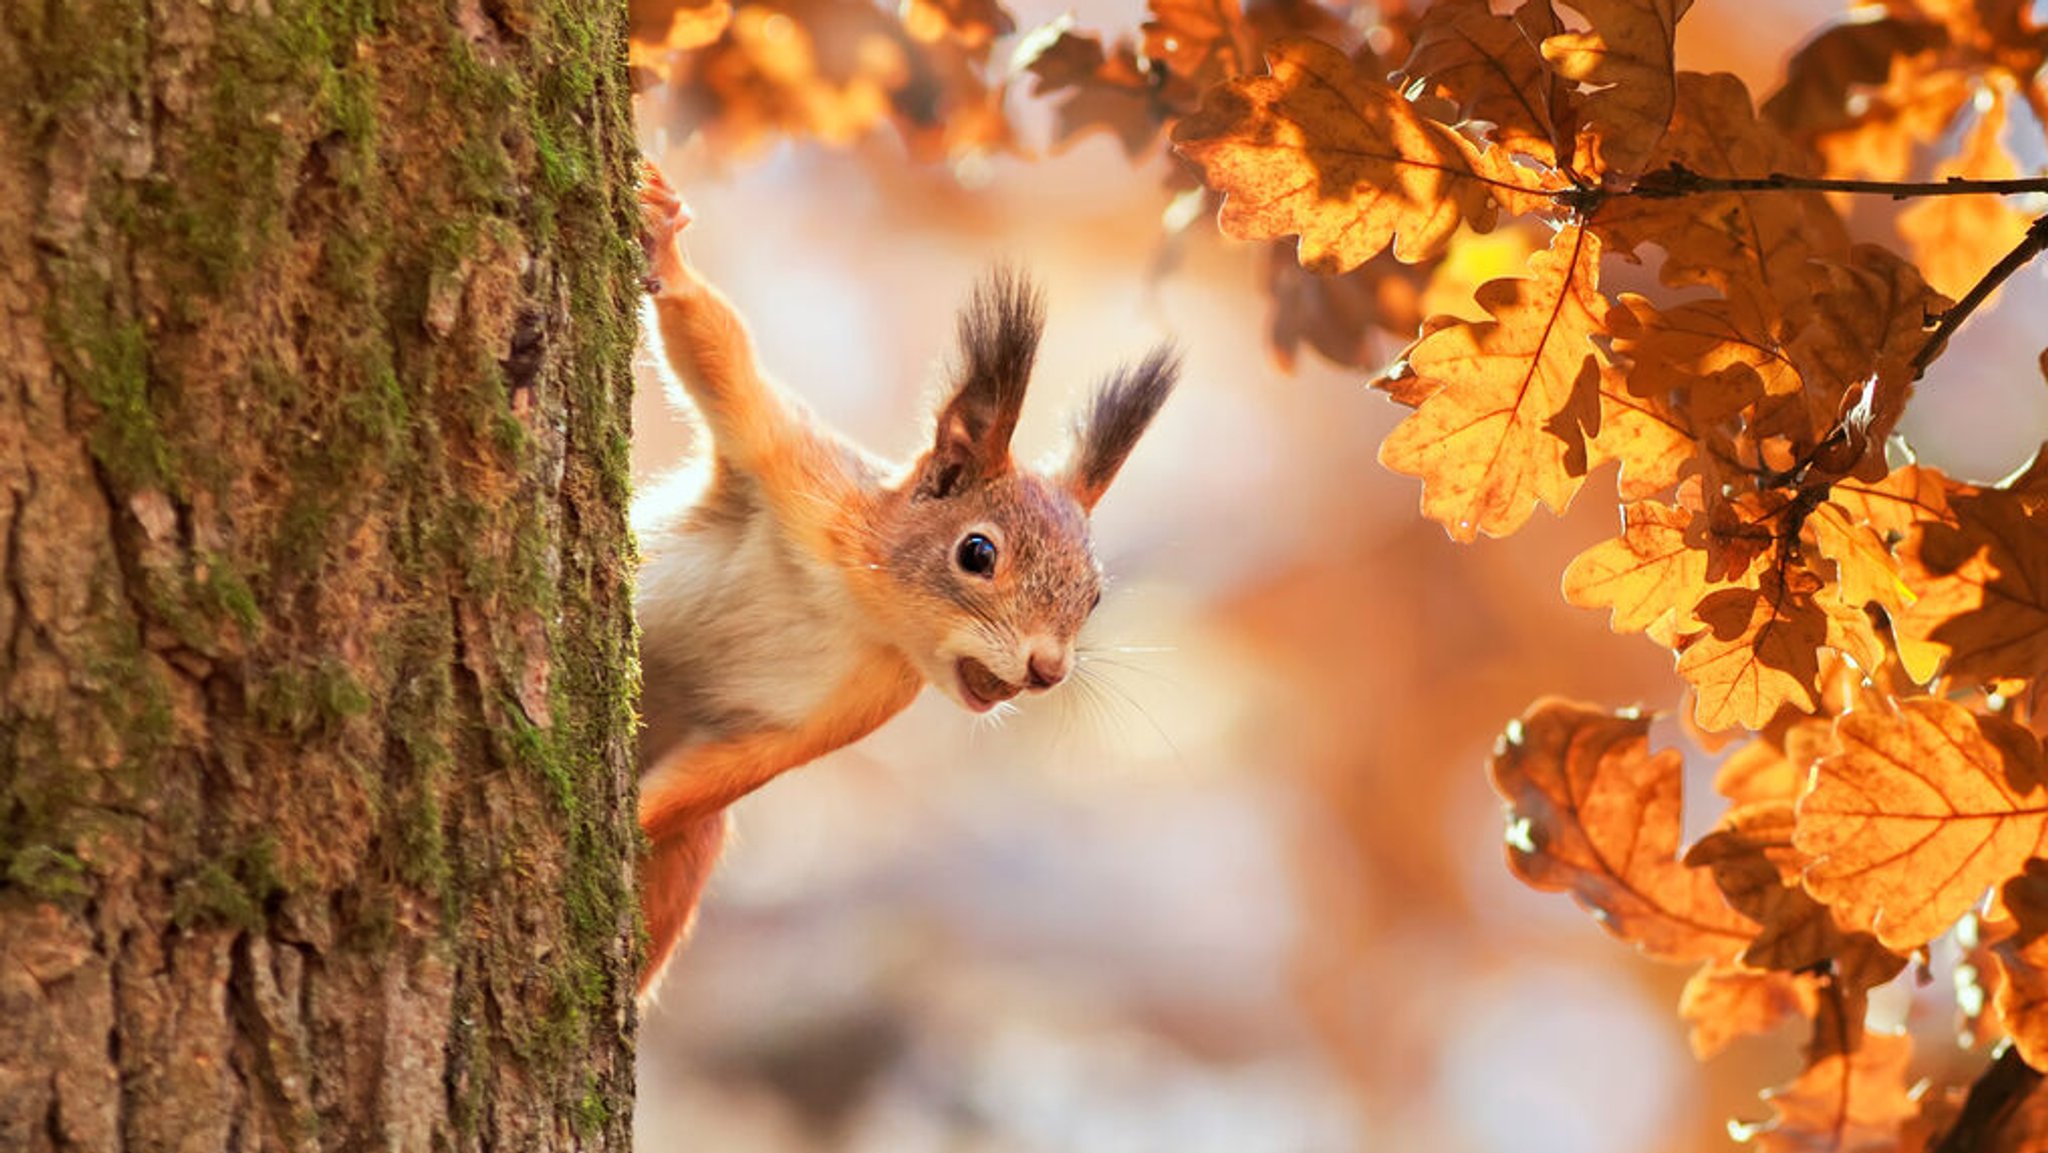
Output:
[[631, 164, 1180, 998]]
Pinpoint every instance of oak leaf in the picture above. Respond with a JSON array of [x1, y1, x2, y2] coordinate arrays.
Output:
[[1798, 697, 2048, 951], [1489, 698, 1756, 962], [1594, 72, 1848, 336], [1540, 0, 1691, 179], [1716, 720, 1835, 807], [1993, 860, 2048, 1073], [1740, 1007, 1918, 1153], [1679, 960, 1818, 1060], [1017, 22, 1162, 157], [1895, 463, 2048, 686], [1173, 37, 1550, 273], [1263, 243, 1430, 371], [1399, 0, 1574, 166], [1680, 569, 1830, 733], [1563, 499, 1706, 636], [1377, 225, 1606, 542], [1686, 802, 1906, 988], [1609, 294, 1800, 423], [1897, 95, 2034, 300]]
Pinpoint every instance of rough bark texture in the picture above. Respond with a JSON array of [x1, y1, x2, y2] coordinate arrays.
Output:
[[0, 0, 642, 1148]]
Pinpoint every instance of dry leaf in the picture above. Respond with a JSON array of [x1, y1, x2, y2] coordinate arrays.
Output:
[[1488, 697, 1756, 961], [1680, 960, 1819, 1060], [1399, 0, 1574, 166], [1377, 225, 1606, 541], [1564, 499, 1707, 635], [1798, 697, 2048, 951], [1173, 37, 1550, 273], [1897, 94, 2034, 300], [1687, 802, 1906, 988], [1680, 569, 1830, 733], [1896, 465, 2048, 686], [1540, 0, 1691, 179], [1740, 1001, 1918, 1153], [1993, 859, 2048, 1072]]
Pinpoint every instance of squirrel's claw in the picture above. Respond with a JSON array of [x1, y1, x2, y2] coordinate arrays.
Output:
[[638, 160, 694, 292]]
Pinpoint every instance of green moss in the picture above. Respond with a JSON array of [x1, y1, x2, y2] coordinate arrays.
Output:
[[252, 659, 372, 739], [45, 269, 171, 490], [171, 839, 285, 932], [7, 845, 92, 903]]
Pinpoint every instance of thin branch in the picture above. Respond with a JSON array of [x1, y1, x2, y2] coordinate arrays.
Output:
[[1930, 1045, 2042, 1153], [1911, 212, 2048, 379], [1628, 164, 2048, 202]]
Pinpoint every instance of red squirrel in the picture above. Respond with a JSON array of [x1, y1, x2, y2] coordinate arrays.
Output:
[[632, 164, 1178, 997]]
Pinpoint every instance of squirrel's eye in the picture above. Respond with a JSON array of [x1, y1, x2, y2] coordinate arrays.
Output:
[[956, 533, 997, 577]]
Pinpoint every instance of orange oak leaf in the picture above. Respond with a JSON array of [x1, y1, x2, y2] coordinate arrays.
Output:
[[1895, 462, 2048, 686], [1563, 499, 1707, 635], [1143, 0, 1248, 100], [1680, 569, 1830, 732], [1687, 802, 1907, 988], [1540, 0, 1691, 179], [1609, 294, 1800, 423], [1897, 94, 2034, 300], [1595, 72, 1848, 336], [1488, 698, 1756, 961], [1017, 21, 1164, 157], [1808, 501, 1911, 619], [1717, 720, 1835, 807], [1831, 464, 1957, 544], [1762, 15, 1946, 159], [1264, 243, 1430, 371], [1398, 0, 1575, 166], [1993, 859, 2048, 1072], [1798, 697, 2048, 951], [1680, 960, 1818, 1060], [1173, 37, 1551, 273], [1377, 225, 1606, 542], [1740, 1002, 1918, 1153], [1591, 367, 1694, 503]]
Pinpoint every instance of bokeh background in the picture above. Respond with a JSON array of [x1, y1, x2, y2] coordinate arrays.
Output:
[[629, 2, 2048, 1148]]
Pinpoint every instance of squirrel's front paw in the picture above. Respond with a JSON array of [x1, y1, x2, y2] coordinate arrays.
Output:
[[639, 160, 694, 293]]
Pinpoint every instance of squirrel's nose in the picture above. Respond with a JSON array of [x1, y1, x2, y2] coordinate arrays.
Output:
[[1026, 650, 1070, 690]]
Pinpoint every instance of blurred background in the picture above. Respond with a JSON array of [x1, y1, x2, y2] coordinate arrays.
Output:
[[629, 1, 2048, 1148]]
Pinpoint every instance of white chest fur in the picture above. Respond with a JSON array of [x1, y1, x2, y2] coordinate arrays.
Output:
[[632, 464, 875, 769]]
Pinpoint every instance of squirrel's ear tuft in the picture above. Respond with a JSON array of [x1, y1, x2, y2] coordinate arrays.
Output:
[[1063, 344, 1179, 511], [918, 266, 1045, 499]]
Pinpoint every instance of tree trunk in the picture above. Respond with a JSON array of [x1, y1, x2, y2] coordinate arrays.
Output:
[[0, 0, 642, 1148]]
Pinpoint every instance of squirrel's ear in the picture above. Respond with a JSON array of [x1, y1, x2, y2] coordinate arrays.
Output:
[[918, 267, 1044, 500], [1062, 344, 1179, 511]]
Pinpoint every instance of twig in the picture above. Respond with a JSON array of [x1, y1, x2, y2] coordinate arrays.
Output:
[[1630, 164, 2048, 201], [1931, 1045, 2042, 1153], [1911, 213, 2048, 379]]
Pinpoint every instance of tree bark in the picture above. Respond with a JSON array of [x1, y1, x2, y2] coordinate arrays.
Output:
[[0, 0, 642, 1149]]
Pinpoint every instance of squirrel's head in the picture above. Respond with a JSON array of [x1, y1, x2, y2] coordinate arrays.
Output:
[[875, 268, 1178, 714]]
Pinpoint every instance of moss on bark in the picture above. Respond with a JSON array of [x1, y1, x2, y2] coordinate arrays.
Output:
[[0, 0, 642, 1147]]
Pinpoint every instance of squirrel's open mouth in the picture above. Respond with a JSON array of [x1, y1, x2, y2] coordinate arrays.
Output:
[[956, 658, 1022, 713]]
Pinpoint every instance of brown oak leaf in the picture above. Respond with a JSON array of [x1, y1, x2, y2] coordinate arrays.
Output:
[[1679, 568, 1830, 733], [1679, 959, 1819, 1060], [1994, 859, 2048, 1073], [1740, 998, 1918, 1153], [1798, 697, 2048, 951], [1895, 459, 2048, 686], [1540, 0, 1691, 179], [1173, 37, 1551, 273], [1398, 0, 1575, 166], [1897, 94, 2034, 300], [1488, 697, 1756, 961], [1687, 801, 1907, 988]]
